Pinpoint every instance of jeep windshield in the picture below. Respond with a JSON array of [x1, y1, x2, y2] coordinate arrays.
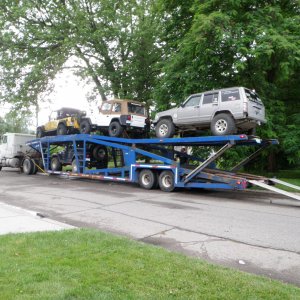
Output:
[[245, 89, 263, 104], [128, 102, 146, 115]]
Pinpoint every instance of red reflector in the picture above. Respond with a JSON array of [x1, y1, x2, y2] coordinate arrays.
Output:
[[127, 115, 131, 120], [240, 135, 246, 138], [237, 181, 241, 184]]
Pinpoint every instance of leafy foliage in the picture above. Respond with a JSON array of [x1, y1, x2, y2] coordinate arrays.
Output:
[[154, 0, 300, 169], [0, 0, 161, 109]]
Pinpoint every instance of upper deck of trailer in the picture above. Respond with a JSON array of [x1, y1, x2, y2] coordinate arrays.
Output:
[[27, 134, 279, 147]]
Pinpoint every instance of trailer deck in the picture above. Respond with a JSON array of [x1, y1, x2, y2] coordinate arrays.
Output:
[[26, 134, 300, 201]]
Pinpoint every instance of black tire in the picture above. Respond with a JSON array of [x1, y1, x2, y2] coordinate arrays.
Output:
[[23, 158, 34, 175], [92, 145, 108, 161], [92, 145, 108, 169], [210, 113, 236, 136], [36, 127, 44, 138], [158, 170, 175, 192], [50, 156, 62, 171], [138, 169, 158, 190], [155, 119, 175, 138], [108, 121, 124, 137], [57, 123, 68, 135], [80, 119, 91, 134]]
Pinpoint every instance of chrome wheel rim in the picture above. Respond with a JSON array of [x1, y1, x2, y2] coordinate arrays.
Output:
[[215, 119, 227, 133], [162, 174, 172, 188], [159, 124, 169, 136], [142, 173, 151, 186]]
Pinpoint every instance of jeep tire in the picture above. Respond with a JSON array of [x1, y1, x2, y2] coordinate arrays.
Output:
[[210, 113, 236, 136], [155, 119, 175, 138], [50, 156, 62, 171], [57, 123, 68, 135], [36, 127, 44, 138], [80, 119, 91, 134], [108, 121, 124, 137]]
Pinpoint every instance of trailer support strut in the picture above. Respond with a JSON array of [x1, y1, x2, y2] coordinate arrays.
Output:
[[184, 141, 234, 184]]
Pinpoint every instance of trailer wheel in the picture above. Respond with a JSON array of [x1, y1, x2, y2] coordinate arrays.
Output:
[[23, 158, 35, 175], [139, 169, 158, 190], [108, 121, 124, 137], [50, 157, 62, 171], [57, 123, 67, 135], [158, 170, 175, 192], [210, 113, 236, 136]]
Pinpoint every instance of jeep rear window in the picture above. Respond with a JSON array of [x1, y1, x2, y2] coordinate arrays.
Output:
[[221, 90, 240, 102], [128, 103, 146, 115], [245, 89, 262, 104]]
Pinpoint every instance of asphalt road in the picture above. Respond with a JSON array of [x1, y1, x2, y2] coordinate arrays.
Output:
[[1, 169, 300, 286]]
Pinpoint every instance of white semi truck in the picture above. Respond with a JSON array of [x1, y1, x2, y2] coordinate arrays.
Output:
[[0, 133, 40, 174]]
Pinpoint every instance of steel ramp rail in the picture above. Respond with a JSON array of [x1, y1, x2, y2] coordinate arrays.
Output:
[[269, 178, 300, 192], [249, 180, 300, 201]]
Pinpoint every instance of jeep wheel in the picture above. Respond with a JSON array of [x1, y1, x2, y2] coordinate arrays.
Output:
[[155, 119, 175, 138], [80, 120, 91, 134], [108, 121, 124, 137], [210, 114, 236, 136], [50, 157, 62, 171], [57, 123, 68, 135], [36, 127, 44, 138], [72, 159, 78, 173]]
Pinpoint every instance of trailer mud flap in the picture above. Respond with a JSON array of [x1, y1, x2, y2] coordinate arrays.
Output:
[[249, 180, 300, 201]]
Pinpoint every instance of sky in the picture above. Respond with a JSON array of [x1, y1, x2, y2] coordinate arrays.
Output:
[[37, 70, 101, 126]]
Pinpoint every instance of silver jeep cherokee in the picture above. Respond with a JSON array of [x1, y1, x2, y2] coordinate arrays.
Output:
[[153, 87, 266, 138]]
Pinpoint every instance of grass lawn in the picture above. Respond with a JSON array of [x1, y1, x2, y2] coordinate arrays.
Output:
[[0, 229, 300, 299]]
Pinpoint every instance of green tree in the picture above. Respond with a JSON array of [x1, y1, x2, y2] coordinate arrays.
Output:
[[0, 0, 161, 110], [0, 110, 33, 135], [155, 0, 300, 169]]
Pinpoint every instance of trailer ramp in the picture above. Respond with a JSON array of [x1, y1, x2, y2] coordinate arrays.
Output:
[[249, 180, 300, 201]]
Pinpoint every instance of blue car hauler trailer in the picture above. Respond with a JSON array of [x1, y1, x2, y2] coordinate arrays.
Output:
[[26, 134, 300, 201]]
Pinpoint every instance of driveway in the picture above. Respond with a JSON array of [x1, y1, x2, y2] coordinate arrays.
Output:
[[1, 169, 300, 286]]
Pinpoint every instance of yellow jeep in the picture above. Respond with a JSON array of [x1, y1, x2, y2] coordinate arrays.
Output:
[[36, 108, 88, 138]]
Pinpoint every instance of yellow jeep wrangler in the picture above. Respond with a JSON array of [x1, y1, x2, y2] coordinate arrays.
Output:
[[36, 108, 88, 138]]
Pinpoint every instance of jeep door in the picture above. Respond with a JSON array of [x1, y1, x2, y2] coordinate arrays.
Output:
[[44, 111, 59, 132], [176, 95, 202, 124], [98, 102, 113, 126], [199, 92, 220, 123], [219, 89, 243, 119]]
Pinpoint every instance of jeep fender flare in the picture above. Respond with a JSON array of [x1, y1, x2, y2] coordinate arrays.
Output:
[[154, 116, 173, 125], [211, 110, 235, 121]]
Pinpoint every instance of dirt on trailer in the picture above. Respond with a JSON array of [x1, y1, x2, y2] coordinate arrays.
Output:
[[1, 168, 300, 286]]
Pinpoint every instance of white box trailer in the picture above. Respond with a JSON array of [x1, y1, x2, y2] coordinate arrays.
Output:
[[0, 133, 40, 173]]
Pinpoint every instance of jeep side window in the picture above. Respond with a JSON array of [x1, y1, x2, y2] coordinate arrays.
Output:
[[101, 103, 112, 112], [203, 93, 218, 105], [183, 95, 201, 108], [221, 89, 240, 102], [112, 103, 121, 112]]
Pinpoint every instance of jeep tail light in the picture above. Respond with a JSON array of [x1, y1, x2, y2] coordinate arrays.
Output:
[[127, 115, 132, 121]]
